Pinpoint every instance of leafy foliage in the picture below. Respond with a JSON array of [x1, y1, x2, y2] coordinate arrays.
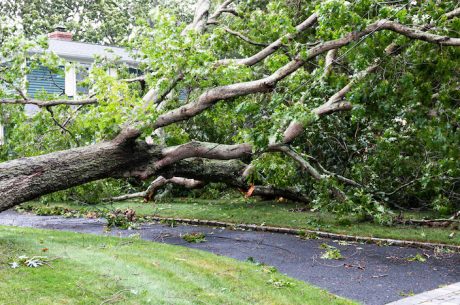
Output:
[[182, 232, 207, 243], [320, 243, 344, 260], [1, 0, 460, 223]]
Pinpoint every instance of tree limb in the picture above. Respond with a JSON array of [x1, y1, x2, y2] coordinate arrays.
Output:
[[45, 106, 80, 145], [216, 12, 318, 66], [223, 26, 269, 47], [283, 63, 379, 143], [142, 73, 184, 106], [444, 7, 460, 20], [156, 19, 460, 130], [0, 98, 98, 107], [151, 141, 252, 175], [269, 145, 347, 202], [207, 0, 236, 24], [322, 49, 338, 78], [182, 0, 211, 34]]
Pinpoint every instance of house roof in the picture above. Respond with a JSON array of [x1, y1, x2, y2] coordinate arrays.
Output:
[[31, 39, 140, 67]]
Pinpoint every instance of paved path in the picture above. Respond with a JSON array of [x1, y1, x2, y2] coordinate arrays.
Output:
[[387, 282, 460, 304], [0, 210, 459, 305]]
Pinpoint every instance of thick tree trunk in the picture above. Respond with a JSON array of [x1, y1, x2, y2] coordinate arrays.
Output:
[[0, 129, 160, 212], [1, 137, 308, 211]]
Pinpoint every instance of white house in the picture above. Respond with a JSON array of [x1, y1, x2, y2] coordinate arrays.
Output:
[[0, 27, 140, 145]]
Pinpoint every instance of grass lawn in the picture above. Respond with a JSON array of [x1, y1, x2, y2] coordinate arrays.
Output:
[[0, 225, 356, 305], [21, 198, 460, 246]]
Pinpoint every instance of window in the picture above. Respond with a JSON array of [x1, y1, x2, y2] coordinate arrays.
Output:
[[76, 64, 90, 95]]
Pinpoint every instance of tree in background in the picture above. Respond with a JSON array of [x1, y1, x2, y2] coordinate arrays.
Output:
[[0, 0, 195, 44]]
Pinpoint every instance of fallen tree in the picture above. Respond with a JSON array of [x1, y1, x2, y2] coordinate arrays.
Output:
[[1, 0, 459, 220]]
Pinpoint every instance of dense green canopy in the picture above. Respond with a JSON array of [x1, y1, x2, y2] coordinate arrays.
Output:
[[0, 0, 459, 223]]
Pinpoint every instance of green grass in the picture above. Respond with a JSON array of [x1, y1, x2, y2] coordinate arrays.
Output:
[[0, 226, 356, 305], [21, 198, 460, 245]]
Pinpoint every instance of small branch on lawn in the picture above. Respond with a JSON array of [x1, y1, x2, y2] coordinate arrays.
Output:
[[396, 211, 460, 228], [105, 176, 205, 202]]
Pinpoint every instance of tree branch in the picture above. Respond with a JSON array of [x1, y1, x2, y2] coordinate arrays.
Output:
[[122, 76, 145, 83], [269, 145, 347, 202], [45, 106, 80, 145], [0, 76, 28, 100], [223, 26, 269, 47], [444, 7, 460, 20], [207, 0, 236, 25], [0, 98, 98, 107], [155, 141, 252, 171], [216, 13, 318, 66], [142, 72, 184, 106], [322, 49, 338, 78], [182, 0, 211, 34], [283, 63, 379, 143], [155, 19, 460, 130]]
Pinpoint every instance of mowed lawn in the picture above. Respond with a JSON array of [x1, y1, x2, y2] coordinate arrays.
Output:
[[0, 226, 357, 305], [24, 199, 460, 245]]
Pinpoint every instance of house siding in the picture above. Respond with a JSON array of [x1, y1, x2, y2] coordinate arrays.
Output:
[[27, 66, 65, 97]]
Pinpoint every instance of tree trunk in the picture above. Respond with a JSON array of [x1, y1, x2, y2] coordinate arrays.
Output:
[[0, 138, 258, 211], [0, 129, 160, 212]]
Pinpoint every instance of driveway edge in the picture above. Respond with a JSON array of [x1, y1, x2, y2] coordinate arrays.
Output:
[[148, 216, 460, 252]]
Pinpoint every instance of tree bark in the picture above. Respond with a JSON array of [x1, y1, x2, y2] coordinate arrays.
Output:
[[0, 129, 157, 212]]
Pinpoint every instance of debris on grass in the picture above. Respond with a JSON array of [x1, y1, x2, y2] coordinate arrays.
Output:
[[182, 232, 206, 243], [10, 262, 19, 269], [434, 247, 455, 255], [298, 230, 319, 240], [16, 205, 141, 230], [262, 266, 278, 274], [9, 255, 57, 269], [267, 277, 296, 288], [246, 256, 267, 266]]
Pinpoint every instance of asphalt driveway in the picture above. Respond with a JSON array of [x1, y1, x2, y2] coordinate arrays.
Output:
[[0, 210, 458, 305]]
